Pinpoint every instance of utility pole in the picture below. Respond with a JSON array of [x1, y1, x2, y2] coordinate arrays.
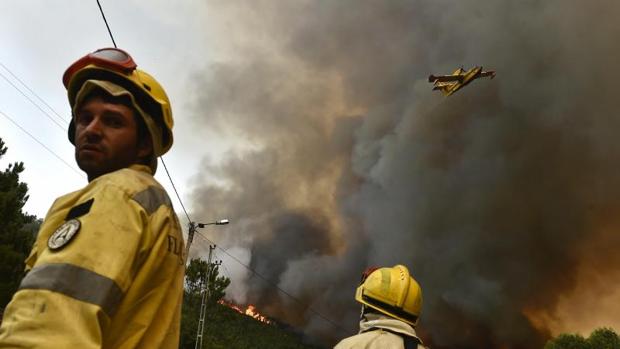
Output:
[[187, 219, 229, 349], [195, 245, 219, 349], [185, 221, 196, 262]]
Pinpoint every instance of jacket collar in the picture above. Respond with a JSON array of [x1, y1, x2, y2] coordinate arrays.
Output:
[[359, 313, 420, 340], [128, 163, 153, 175]]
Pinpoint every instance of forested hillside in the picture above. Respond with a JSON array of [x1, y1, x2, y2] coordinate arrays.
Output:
[[180, 258, 324, 349]]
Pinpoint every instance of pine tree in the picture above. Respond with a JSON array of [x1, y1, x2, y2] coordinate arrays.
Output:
[[0, 138, 38, 309]]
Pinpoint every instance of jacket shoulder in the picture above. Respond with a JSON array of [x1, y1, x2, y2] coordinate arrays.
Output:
[[101, 167, 173, 215], [101, 167, 161, 192]]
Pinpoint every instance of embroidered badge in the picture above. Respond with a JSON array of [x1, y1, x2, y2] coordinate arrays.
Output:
[[48, 219, 81, 250]]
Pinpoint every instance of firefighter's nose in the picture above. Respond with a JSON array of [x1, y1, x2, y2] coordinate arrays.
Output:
[[82, 118, 103, 141]]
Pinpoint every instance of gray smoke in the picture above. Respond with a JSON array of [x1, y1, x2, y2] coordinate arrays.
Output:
[[186, 1, 620, 347]]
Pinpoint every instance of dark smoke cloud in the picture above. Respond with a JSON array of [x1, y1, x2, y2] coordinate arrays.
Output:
[[186, 1, 620, 347]]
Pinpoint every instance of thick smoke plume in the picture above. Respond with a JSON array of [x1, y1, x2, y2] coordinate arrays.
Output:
[[186, 1, 620, 347]]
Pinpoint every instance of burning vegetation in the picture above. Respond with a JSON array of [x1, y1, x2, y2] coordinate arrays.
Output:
[[219, 299, 272, 325]]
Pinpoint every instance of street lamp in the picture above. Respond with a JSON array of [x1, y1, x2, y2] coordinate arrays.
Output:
[[197, 219, 229, 228], [185, 219, 230, 261]]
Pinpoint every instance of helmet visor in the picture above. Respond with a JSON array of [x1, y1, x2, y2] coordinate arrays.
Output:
[[63, 48, 137, 88]]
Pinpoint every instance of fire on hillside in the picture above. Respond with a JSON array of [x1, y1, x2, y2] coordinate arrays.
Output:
[[218, 299, 272, 324]]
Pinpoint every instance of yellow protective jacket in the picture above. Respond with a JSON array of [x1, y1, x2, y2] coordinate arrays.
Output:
[[0, 164, 185, 349], [334, 313, 427, 349]]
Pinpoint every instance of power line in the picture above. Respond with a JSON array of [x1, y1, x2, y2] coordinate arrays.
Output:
[[0, 68, 67, 131], [96, 0, 117, 48], [159, 156, 196, 264], [160, 156, 192, 223], [92, 0, 195, 250], [0, 62, 69, 126], [92, 0, 345, 336], [191, 229, 348, 335], [0, 109, 83, 177], [192, 233, 212, 251], [92, 0, 196, 274], [213, 251, 231, 278]]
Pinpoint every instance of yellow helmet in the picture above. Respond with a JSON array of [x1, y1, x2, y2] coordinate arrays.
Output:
[[64, 48, 174, 157], [355, 265, 422, 326]]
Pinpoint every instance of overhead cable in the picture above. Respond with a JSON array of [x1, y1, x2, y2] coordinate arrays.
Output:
[[160, 156, 192, 223], [0, 109, 82, 177], [94, 0, 345, 335], [0, 62, 68, 126], [96, 0, 117, 48], [192, 229, 349, 335], [0, 68, 67, 131]]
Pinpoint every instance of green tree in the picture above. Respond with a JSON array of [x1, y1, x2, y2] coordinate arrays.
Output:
[[588, 328, 620, 349], [544, 333, 589, 349], [545, 327, 620, 349], [0, 138, 38, 309], [180, 258, 231, 349]]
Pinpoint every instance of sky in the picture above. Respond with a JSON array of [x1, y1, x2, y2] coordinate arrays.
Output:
[[2, 1, 620, 348], [0, 1, 240, 219]]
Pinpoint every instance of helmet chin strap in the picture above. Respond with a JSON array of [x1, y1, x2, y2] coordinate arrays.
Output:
[[360, 304, 378, 321], [359, 305, 366, 321]]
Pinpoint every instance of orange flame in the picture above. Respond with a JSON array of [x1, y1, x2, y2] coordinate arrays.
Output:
[[218, 299, 272, 324], [245, 305, 271, 323]]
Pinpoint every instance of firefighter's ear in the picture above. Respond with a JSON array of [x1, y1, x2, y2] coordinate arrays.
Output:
[[137, 134, 153, 159]]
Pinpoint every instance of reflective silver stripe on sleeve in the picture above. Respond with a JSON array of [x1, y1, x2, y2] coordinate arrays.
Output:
[[132, 186, 172, 215], [19, 263, 123, 317]]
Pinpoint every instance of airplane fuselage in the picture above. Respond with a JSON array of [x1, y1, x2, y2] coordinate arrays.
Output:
[[444, 67, 483, 95], [429, 66, 495, 96]]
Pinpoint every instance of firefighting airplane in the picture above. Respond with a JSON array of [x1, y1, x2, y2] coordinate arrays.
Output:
[[428, 66, 495, 96]]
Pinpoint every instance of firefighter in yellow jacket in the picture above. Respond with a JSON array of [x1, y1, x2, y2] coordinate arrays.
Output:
[[334, 265, 428, 349], [0, 48, 185, 348]]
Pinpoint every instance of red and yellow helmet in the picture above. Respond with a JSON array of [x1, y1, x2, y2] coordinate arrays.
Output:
[[64, 48, 174, 157]]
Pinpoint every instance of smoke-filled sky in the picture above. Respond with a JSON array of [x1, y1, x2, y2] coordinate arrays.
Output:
[[2, 1, 620, 348], [188, 1, 620, 348]]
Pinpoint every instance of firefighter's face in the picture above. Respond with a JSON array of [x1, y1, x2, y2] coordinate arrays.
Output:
[[74, 95, 151, 181]]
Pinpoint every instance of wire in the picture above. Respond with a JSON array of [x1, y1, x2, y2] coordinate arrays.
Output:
[[96, 0, 117, 48], [93, 1, 344, 335], [92, 0, 195, 251], [0, 109, 83, 177], [92, 0, 198, 281], [0, 69, 67, 131], [192, 229, 348, 335], [92, 0, 197, 267], [214, 251, 232, 278], [0, 62, 68, 126], [160, 156, 192, 223]]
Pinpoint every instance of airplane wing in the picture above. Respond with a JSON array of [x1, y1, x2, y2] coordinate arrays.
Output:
[[428, 74, 464, 83], [432, 82, 455, 89], [432, 82, 457, 96]]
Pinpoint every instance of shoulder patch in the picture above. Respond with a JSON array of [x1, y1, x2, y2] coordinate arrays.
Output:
[[48, 219, 81, 251], [132, 186, 172, 215], [65, 198, 94, 220]]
